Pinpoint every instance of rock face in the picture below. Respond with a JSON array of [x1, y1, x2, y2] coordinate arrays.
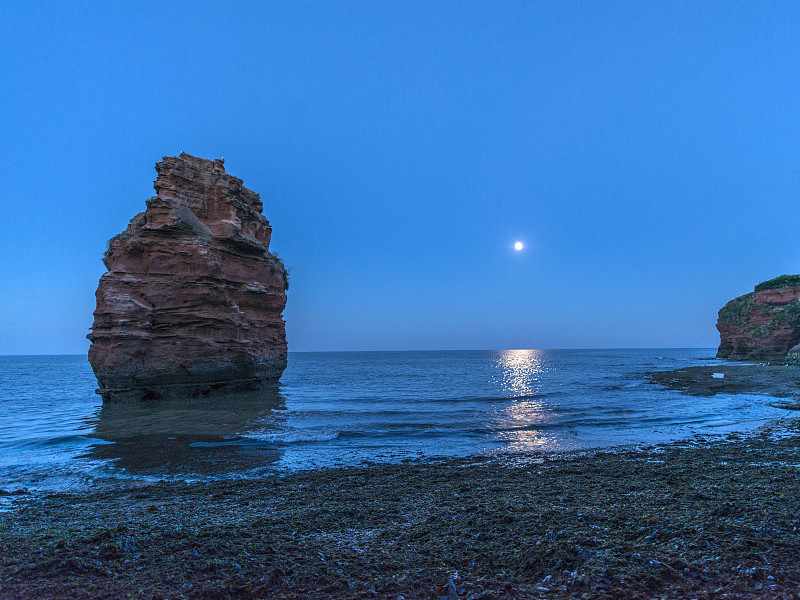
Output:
[[716, 275, 800, 363], [88, 153, 288, 401]]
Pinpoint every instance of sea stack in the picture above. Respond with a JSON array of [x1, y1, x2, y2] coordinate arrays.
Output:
[[88, 153, 288, 401], [716, 275, 800, 363]]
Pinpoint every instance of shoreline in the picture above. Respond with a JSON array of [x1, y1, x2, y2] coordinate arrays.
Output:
[[2, 416, 799, 599], [646, 363, 800, 399], [2, 361, 800, 598]]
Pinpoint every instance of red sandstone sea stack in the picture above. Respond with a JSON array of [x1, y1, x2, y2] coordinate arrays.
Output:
[[716, 275, 800, 363], [88, 153, 288, 401]]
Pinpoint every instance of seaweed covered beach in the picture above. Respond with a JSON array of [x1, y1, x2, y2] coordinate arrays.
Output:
[[2, 414, 799, 600]]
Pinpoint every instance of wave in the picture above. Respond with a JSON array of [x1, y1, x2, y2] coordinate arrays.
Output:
[[468, 393, 553, 403], [0, 434, 104, 450], [254, 429, 341, 444]]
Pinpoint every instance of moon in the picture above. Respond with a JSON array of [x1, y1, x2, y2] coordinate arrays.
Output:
[[514, 241, 524, 251]]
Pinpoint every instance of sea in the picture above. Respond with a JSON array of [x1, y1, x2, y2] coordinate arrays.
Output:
[[0, 349, 790, 493]]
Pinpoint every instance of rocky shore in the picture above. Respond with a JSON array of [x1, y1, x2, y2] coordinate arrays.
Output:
[[2, 416, 799, 599], [647, 363, 800, 400]]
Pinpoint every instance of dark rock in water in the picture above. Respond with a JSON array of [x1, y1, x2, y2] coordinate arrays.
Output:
[[716, 274, 800, 363], [88, 153, 288, 401]]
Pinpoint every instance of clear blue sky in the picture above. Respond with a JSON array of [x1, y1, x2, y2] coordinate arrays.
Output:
[[2, 1, 799, 354]]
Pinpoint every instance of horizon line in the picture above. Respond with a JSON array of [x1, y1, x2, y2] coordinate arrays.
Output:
[[0, 346, 719, 358]]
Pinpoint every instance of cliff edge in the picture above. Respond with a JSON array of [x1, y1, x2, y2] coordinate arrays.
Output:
[[88, 153, 288, 401], [716, 274, 800, 363]]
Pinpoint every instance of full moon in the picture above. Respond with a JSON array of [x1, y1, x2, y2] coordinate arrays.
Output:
[[514, 241, 524, 251]]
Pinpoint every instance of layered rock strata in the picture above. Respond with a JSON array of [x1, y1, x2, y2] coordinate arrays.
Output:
[[716, 275, 800, 363], [88, 153, 288, 401]]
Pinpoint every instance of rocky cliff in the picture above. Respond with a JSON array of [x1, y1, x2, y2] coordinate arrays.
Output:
[[716, 275, 800, 363], [88, 153, 288, 401]]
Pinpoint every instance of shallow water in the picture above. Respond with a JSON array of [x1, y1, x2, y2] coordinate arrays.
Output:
[[0, 349, 789, 491]]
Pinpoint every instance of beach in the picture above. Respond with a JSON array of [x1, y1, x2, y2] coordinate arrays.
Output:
[[2, 405, 799, 599]]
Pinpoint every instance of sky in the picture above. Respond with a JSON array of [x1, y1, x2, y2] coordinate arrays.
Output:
[[1, 1, 799, 354]]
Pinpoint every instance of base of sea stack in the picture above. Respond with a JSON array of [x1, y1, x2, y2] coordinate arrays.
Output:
[[96, 378, 281, 403], [94, 360, 287, 402]]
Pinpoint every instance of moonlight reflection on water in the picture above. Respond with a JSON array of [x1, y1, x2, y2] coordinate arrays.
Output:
[[493, 350, 560, 451]]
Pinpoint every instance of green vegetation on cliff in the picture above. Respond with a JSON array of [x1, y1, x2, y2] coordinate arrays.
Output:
[[265, 251, 290, 291], [717, 292, 754, 325], [754, 274, 800, 292], [719, 275, 800, 325]]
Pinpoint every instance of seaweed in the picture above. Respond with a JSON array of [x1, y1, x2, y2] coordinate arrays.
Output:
[[1, 419, 799, 599]]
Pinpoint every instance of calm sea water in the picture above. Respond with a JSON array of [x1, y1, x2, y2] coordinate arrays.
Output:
[[0, 349, 788, 492]]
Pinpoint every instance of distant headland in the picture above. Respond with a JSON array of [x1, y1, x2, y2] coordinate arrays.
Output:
[[87, 153, 288, 401], [716, 274, 800, 364]]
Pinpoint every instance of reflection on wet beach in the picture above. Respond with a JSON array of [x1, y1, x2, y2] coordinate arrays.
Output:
[[83, 387, 288, 478]]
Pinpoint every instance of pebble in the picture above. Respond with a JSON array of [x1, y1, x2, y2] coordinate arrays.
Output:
[[438, 578, 458, 600]]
